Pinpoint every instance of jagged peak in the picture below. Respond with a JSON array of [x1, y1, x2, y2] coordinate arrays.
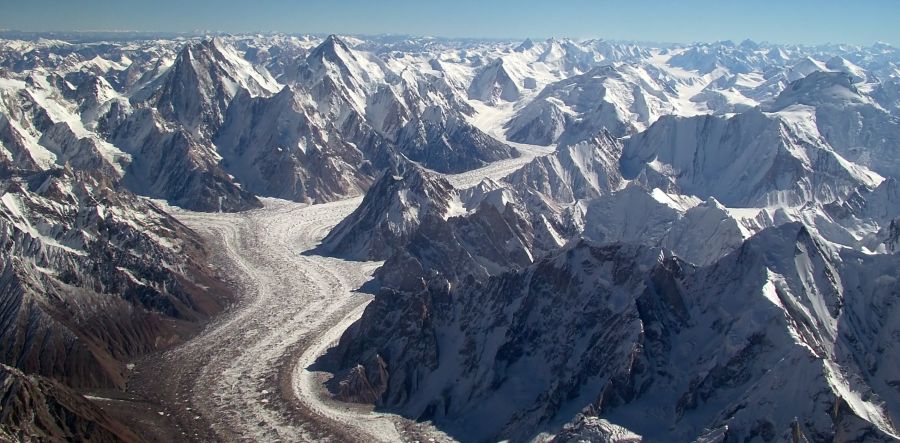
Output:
[[318, 165, 458, 260], [548, 235, 677, 276], [702, 196, 726, 210], [308, 34, 355, 64], [735, 221, 826, 262], [460, 178, 504, 210], [200, 36, 227, 52], [488, 56, 508, 69], [165, 36, 278, 93], [739, 38, 759, 50], [771, 70, 870, 110], [349, 165, 456, 216], [474, 186, 515, 214], [791, 56, 827, 71], [323, 33, 348, 46], [178, 37, 224, 62], [514, 38, 535, 52]]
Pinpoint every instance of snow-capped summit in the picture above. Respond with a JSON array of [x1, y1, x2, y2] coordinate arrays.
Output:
[[514, 38, 536, 53], [395, 104, 519, 173], [319, 166, 458, 260], [505, 63, 676, 146], [769, 71, 873, 110], [467, 57, 523, 103], [294, 34, 392, 121], [138, 38, 279, 135], [784, 56, 830, 82], [825, 56, 868, 83], [769, 71, 900, 180], [620, 108, 879, 207], [213, 85, 376, 203], [504, 130, 625, 206]]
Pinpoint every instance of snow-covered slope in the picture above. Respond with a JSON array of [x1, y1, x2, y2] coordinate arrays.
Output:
[[319, 166, 458, 261], [3, 33, 900, 442], [329, 223, 900, 442], [620, 108, 880, 207], [468, 58, 525, 104], [769, 71, 900, 180], [505, 63, 678, 146], [214, 86, 376, 203], [503, 130, 625, 205]]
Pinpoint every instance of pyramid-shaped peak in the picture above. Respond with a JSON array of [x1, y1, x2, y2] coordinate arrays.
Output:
[[394, 165, 454, 193], [177, 37, 232, 63], [739, 39, 759, 50], [308, 34, 355, 62], [514, 38, 535, 52], [322, 34, 351, 50]]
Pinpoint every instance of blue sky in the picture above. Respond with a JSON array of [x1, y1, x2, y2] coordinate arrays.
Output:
[[1, 0, 898, 46]]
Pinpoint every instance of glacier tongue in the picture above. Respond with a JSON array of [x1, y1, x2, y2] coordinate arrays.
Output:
[[307, 35, 900, 443], [2, 33, 900, 442]]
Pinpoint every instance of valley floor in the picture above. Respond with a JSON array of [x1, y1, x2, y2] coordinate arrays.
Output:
[[123, 198, 438, 442], [106, 150, 547, 442]]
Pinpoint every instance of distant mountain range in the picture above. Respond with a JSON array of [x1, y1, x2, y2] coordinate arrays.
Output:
[[1, 33, 899, 442]]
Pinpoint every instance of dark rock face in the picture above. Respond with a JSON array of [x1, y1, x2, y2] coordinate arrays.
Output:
[[371, 196, 539, 294], [320, 166, 457, 261], [2, 35, 524, 213], [395, 106, 519, 174], [215, 87, 376, 203], [0, 169, 228, 389], [320, 165, 555, 297], [0, 364, 140, 442], [327, 240, 684, 441], [109, 110, 262, 212], [887, 218, 900, 251], [328, 223, 900, 442]]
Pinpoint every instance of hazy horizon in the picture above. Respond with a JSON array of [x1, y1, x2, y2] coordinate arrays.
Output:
[[1, 0, 898, 47]]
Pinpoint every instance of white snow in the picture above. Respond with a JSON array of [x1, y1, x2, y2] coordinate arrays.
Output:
[[157, 198, 448, 442], [24, 75, 131, 176], [0, 193, 87, 256]]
